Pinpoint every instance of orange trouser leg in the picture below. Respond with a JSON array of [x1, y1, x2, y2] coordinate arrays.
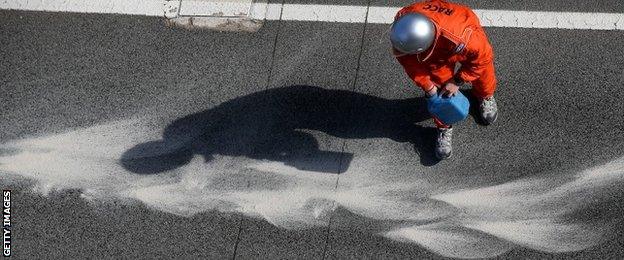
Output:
[[433, 116, 451, 128], [470, 62, 497, 99]]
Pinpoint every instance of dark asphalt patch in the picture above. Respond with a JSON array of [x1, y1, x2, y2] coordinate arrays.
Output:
[[1, 9, 623, 259]]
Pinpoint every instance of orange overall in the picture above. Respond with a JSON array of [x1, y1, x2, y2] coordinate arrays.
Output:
[[394, 0, 497, 127]]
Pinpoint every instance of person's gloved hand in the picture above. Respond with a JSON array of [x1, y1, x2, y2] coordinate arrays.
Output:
[[425, 85, 438, 98], [440, 82, 460, 97]]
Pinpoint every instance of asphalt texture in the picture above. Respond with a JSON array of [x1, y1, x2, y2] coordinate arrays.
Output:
[[1, 3, 624, 260], [282, 0, 624, 13]]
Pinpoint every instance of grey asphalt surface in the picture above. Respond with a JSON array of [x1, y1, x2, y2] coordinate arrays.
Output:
[[284, 0, 624, 13], [1, 2, 624, 259]]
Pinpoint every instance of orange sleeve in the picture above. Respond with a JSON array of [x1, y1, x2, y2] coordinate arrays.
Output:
[[457, 29, 495, 83], [395, 52, 436, 92]]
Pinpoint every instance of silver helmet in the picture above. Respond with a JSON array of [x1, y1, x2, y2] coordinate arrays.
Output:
[[390, 13, 436, 54]]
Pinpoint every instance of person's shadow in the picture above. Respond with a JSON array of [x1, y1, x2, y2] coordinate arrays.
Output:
[[120, 85, 440, 174]]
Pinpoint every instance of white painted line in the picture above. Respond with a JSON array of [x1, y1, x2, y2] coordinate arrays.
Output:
[[250, 3, 281, 21], [0, 0, 166, 16], [366, 6, 396, 24], [1, 1, 623, 30], [280, 4, 368, 23], [179, 0, 252, 17], [266, 5, 623, 30], [474, 9, 624, 30]]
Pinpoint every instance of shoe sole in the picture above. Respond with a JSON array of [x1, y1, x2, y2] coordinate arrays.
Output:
[[488, 113, 498, 125], [435, 151, 452, 160], [481, 112, 498, 125]]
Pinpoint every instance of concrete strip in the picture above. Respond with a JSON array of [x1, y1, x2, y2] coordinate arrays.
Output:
[[168, 0, 262, 31], [166, 16, 263, 31]]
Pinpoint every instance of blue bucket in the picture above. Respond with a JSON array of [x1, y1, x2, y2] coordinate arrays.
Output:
[[427, 91, 470, 125]]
